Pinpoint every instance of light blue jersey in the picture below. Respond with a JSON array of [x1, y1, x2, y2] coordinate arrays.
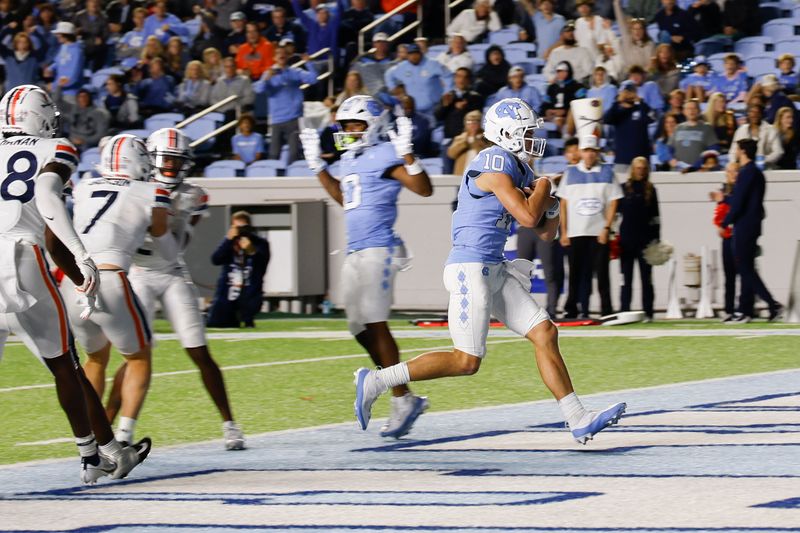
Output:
[[447, 145, 535, 265], [337, 142, 404, 252]]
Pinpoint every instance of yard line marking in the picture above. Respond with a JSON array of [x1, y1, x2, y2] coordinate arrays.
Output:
[[15, 437, 73, 447], [0, 339, 524, 394]]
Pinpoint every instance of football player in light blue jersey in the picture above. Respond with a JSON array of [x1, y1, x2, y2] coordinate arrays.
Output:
[[300, 95, 434, 439], [352, 97, 626, 444]]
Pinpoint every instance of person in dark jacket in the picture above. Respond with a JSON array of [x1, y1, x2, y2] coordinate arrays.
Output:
[[474, 45, 511, 98], [434, 67, 485, 139], [653, 0, 698, 61], [543, 61, 587, 128], [721, 139, 782, 323], [617, 156, 660, 320], [207, 211, 271, 329], [711, 161, 739, 321], [603, 80, 652, 170]]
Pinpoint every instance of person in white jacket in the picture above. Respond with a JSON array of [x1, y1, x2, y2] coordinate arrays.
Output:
[[575, 0, 616, 61], [544, 21, 594, 83], [446, 0, 501, 43], [436, 33, 475, 73], [730, 104, 784, 170]]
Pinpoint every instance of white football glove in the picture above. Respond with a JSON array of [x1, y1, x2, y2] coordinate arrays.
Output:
[[75, 254, 99, 298], [78, 294, 99, 321], [387, 116, 414, 158], [299, 128, 326, 173]]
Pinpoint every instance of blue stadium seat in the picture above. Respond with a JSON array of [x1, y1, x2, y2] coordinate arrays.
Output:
[[507, 42, 536, 56], [144, 112, 185, 132], [488, 28, 518, 46], [182, 118, 217, 150], [427, 44, 448, 58], [205, 111, 225, 125], [468, 43, 491, 65], [763, 21, 796, 40], [539, 161, 567, 175], [516, 58, 545, 75], [745, 56, 777, 79], [421, 157, 445, 174], [80, 147, 102, 172], [204, 160, 245, 178], [707, 53, 727, 73], [734, 36, 775, 55], [90, 67, 124, 94], [245, 160, 285, 177], [505, 48, 533, 65], [759, 4, 784, 24], [775, 39, 800, 55], [285, 160, 313, 177]]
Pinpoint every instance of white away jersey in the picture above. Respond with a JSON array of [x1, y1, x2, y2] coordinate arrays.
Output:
[[72, 178, 170, 271], [0, 135, 79, 246], [134, 182, 209, 271]]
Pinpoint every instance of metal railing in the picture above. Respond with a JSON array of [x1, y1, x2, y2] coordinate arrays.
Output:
[[445, 0, 469, 31], [358, 0, 423, 56], [175, 95, 239, 129], [292, 47, 335, 97], [189, 119, 239, 149]]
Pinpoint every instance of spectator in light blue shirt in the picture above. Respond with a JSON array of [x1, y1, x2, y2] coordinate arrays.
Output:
[[712, 54, 749, 103], [679, 57, 716, 101], [232, 115, 265, 165], [625, 65, 664, 112], [144, 1, 188, 44], [531, 0, 565, 57], [117, 6, 148, 60], [49, 22, 85, 101], [778, 53, 799, 94], [485, 66, 544, 113], [384, 43, 453, 117], [587, 66, 618, 113], [135, 57, 176, 114]]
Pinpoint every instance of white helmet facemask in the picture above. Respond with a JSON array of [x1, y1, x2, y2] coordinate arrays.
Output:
[[146, 127, 193, 189], [333, 95, 388, 152]]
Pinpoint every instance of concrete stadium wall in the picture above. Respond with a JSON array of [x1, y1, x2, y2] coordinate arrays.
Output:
[[186, 171, 800, 314]]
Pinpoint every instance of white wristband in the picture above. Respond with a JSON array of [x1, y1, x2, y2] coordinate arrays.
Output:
[[404, 159, 424, 175], [309, 160, 328, 174], [545, 198, 560, 219]]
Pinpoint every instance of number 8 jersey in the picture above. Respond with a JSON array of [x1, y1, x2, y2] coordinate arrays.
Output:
[[0, 136, 79, 246], [448, 145, 535, 265], [71, 177, 169, 271]]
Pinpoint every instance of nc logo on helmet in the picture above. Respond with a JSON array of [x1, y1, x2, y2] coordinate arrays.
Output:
[[495, 101, 523, 120], [365, 99, 382, 116]]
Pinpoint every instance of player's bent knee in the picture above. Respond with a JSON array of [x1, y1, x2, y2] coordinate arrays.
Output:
[[453, 349, 482, 376], [528, 319, 558, 346]]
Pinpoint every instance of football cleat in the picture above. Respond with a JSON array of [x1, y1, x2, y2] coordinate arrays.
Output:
[[81, 454, 116, 485], [570, 402, 626, 444], [380, 393, 429, 439], [223, 422, 246, 451], [353, 367, 385, 430], [110, 437, 152, 480], [728, 313, 752, 324]]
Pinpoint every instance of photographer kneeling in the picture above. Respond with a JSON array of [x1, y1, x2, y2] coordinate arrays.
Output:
[[207, 211, 270, 328]]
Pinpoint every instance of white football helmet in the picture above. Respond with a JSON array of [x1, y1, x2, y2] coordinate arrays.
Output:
[[483, 98, 547, 162], [100, 134, 152, 181], [146, 127, 193, 189], [0, 84, 60, 138], [333, 95, 388, 151]]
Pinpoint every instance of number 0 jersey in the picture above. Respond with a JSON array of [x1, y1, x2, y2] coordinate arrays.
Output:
[[336, 142, 404, 252], [134, 182, 209, 272], [0, 135, 79, 246], [448, 145, 535, 265], [72, 178, 169, 271]]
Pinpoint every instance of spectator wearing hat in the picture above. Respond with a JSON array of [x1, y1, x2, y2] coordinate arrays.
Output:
[[73, 0, 109, 71], [212, 0, 246, 32], [104, 73, 140, 131], [730, 104, 783, 169], [279, 38, 303, 64], [446, 0, 501, 43], [521, 0, 565, 59], [604, 80, 653, 170], [0, 31, 40, 92], [712, 54, 749, 104], [544, 21, 594, 83], [447, 110, 491, 175], [653, 0, 698, 61], [587, 66, 617, 113], [352, 32, 393, 95], [575, 0, 615, 61], [668, 99, 718, 168], [211, 56, 256, 118], [437, 34, 474, 73], [144, 0, 188, 44], [778, 54, 798, 94], [625, 65, 664, 111], [722, 138, 782, 323], [237, 22, 275, 80], [291, 0, 341, 68], [176, 60, 212, 114], [542, 61, 587, 127], [434, 67, 485, 140], [231, 114, 265, 165], [474, 45, 511, 98], [385, 43, 453, 117], [254, 46, 318, 163], [613, 0, 655, 74], [134, 56, 176, 114], [486, 66, 544, 113], [557, 135, 622, 318], [226, 11, 248, 55], [265, 7, 306, 52], [47, 22, 85, 102], [760, 75, 797, 128], [117, 7, 150, 60], [56, 88, 111, 151], [679, 56, 714, 101], [703, 92, 736, 153]]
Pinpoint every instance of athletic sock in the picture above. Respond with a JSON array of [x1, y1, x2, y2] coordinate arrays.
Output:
[[222, 420, 237, 430], [98, 439, 124, 462], [376, 362, 410, 390], [76, 433, 98, 459], [558, 392, 588, 428], [116, 417, 137, 444]]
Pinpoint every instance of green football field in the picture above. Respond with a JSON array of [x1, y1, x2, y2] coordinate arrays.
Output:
[[1, 315, 798, 465]]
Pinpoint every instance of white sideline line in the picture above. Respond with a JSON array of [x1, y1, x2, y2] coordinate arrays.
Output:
[[0, 338, 524, 394], [15, 437, 73, 447]]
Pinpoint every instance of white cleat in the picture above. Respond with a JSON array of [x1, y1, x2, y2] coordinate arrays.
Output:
[[570, 402, 626, 444], [109, 437, 152, 480], [223, 422, 246, 450], [380, 394, 429, 439], [81, 455, 116, 485], [353, 367, 385, 430]]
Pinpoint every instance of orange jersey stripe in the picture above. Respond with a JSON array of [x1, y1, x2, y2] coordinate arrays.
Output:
[[33, 245, 68, 354], [8, 87, 27, 126], [118, 272, 146, 351], [56, 143, 78, 156]]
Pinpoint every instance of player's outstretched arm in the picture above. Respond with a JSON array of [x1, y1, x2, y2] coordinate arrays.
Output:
[[300, 128, 343, 205], [149, 207, 179, 264], [45, 226, 84, 286], [388, 116, 433, 197], [34, 162, 98, 297], [476, 172, 552, 228]]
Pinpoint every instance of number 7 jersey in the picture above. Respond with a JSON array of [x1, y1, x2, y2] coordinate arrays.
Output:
[[71, 177, 170, 271], [0, 136, 79, 246]]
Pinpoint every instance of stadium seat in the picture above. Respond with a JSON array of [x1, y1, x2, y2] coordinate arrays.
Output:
[[245, 160, 285, 177], [421, 157, 445, 174], [427, 44, 448, 58], [488, 28, 518, 45], [745, 56, 777, 79], [90, 67, 124, 94], [182, 118, 218, 150], [763, 21, 796, 40], [144, 112, 185, 132], [735, 36, 775, 54], [776, 39, 800, 55], [707, 53, 727, 73], [204, 160, 245, 178], [286, 160, 314, 177], [517, 58, 545, 75], [759, 4, 784, 25], [505, 48, 533, 65], [205, 111, 225, 125], [539, 161, 567, 175], [468, 43, 491, 65], [507, 42, 536, 56]]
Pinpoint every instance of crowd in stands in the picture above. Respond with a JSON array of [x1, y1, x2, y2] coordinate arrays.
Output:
[[0, 0, 798, 175]]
